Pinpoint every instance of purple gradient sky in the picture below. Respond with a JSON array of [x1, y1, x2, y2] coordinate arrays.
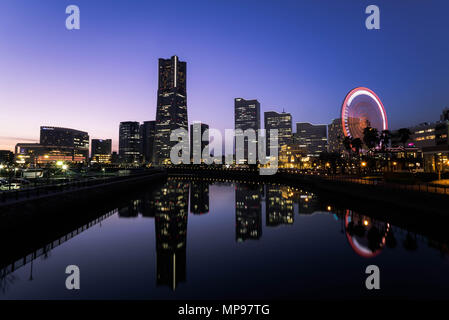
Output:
[[1, 0, 449, 152]]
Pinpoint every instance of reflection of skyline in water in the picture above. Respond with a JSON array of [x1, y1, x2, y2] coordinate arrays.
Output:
[[235, 184, 262, 242], [153, 181, 189, 290], [1, 178, 449, 298]]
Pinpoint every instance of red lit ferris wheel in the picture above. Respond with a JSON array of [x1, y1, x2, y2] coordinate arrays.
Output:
[[341, 87, 388, 139]]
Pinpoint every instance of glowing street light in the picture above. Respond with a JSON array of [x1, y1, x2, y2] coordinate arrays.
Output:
[[62, 164, 68, 170], [361, 161, 367, 167], [56, 161, 64, 166]]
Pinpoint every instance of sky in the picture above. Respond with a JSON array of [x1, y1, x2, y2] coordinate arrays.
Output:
[[1, 0, 448, 152]]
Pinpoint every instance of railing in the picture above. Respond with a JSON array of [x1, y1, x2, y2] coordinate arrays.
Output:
[[0, 168, 164, 205], [0, 209, 117, 278], [316, 174, 449, 196]]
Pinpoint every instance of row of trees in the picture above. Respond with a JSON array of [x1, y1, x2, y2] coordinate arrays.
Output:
[[342, 127, 412, 155], [318, 127, 415, 175]]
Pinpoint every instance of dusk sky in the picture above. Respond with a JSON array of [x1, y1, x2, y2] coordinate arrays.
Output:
[[1, 0, 448, 151]]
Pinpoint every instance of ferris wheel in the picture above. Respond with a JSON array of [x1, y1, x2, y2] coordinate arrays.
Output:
[[341, 87, 388, 139]]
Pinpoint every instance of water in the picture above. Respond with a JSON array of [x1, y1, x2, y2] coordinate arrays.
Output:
[[1, 177, 449, 299]]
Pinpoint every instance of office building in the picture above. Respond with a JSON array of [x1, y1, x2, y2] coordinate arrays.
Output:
[[40, 126, 89, 162], [294, 123, 327, 157], [119, 121, 142, 163], [155, 56, 188, 164], [264, 111, 292, 151], [140, 121, 156, 163], [234, 98, 260, 164], [91, 139, 112, 164], [15, 143, 85, 165], [328, 118, 344, 153], [190, 122, 209, 163], [0, 150, 14, 165]]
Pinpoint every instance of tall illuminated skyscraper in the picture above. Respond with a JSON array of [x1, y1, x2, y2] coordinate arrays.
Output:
[[264, 111, 292, 150], [155, 56, 188, 164], [234, 98, 260, 164], [140, 121, 156, 163], [119, 121, 141, 163]]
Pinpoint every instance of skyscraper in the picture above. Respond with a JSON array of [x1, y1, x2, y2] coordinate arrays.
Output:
[[264, 111, 292, 151], [119, 121, 142, 163], [294, 123, 327, 157], [140, 121, 156, 163], [234, 98, 260, 164], [327, 118, 344, 153], [190, 122, 209, 163], [155, 56, 188, 165]]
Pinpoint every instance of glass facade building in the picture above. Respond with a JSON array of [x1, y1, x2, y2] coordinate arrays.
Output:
[[140, 121, 156, 164], [234, 98, 260, 164], [119, 121, 142, 163], [40, 126, 89, 162], [327, 118, 344, 153], [294, 122, 327, 157], [264, 111, 292, 151], [155, 56, 188, 165], [190, 122, 209, 163]]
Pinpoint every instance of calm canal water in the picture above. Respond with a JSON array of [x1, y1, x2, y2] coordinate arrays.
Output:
[[1, 177, 449, 299]]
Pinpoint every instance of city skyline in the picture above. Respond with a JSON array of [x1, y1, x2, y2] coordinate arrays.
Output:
[[1, 0, 449, 152]]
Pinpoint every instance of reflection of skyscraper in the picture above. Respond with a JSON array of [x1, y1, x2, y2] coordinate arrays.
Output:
[[140, 192, 157, 218], [235, 184, 262, 241], [298, 193, 319, 214], [153, 180, 189, 290], [265, 185, 294, 226], [155, 56, 188, 164], [118, 199, 140, 218], [190, 181, 209, 214]]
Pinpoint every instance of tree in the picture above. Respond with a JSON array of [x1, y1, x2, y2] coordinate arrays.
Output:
[[397, 128, 412, 147], [343, 136, 353, 154], [379, 130, 392, 150], [351, 138, 363, 155], [363, 126, 380, 151]]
